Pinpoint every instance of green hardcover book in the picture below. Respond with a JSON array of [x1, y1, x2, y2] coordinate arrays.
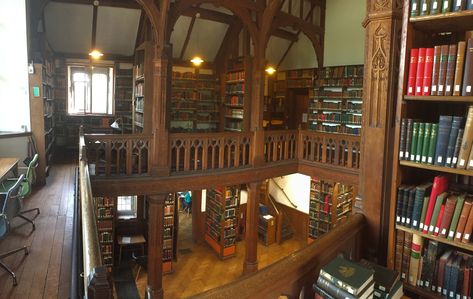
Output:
[[420, 0, 431, 15], [422, 123, 432, 163], [419, 196, 430, 231], [442, 0, 453, 12], [427, 123, 438, 164], [447, 195, 465, 240], [410, 122, 420, 161], [319, 255, 374, 296], [431, 0, 441, 13], [428, 192, 448, 235], [416, 123, 426, 163], [411, 0, 421, 16]]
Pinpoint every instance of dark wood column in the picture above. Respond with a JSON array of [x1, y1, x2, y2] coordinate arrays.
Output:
[[359, 0, 403, 262], [192, 189, 206, 243], [243, 181, 261, 275], [146, 194, 165, 299]]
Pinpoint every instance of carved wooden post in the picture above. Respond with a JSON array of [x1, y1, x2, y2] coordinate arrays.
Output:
[[360, 0, 403, 262], [243, 181, 261, 275], [87, 266, 112, 299], [147, 195, 165, 299]]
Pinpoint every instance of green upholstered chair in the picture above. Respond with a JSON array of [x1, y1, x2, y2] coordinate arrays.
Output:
[[0, 174, 29, 286], [0, 154, 40, 230]]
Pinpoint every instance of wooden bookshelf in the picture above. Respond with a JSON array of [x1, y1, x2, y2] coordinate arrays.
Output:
[[94, 196, 116, 270], [404, 95, 473, 102], [257, 214, 276, 246], [115, 63, 133, 133], [224, 58, 246, 132], [409, 10, 473, 32], [133, 41, 153, 134], [399, 160, 473, 176], [163, 193, 176, 274]]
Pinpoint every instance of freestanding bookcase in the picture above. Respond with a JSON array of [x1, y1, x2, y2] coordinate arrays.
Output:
[[94, 196, 116, 270]]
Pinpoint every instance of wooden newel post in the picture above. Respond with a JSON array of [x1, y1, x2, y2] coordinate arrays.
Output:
[[243, 181, 261, 275], [87, 266, 112, 299], [250, 46, 266, 167], [146, 195, 165, 299]]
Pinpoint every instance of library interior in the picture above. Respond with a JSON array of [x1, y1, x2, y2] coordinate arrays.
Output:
[[0, 0, 473, 298]]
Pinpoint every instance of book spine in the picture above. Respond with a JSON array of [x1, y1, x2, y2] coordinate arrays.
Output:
[[422, 123, 432, 163], [400, 118, 408, 160], [420, 196, 430, 231], [445, 116, 463, 167], [402, 187, 412, 225], [423, 176, 448, 233], [434, 204, 445, 236], [435, 115, 453, 166], [429, 193, 447, 235], [445, 44, 458, 96], [416, 48, 427, 95], [432, 46, 442, 95], [453, 0, 466, 11], [423, 48, 435, 95], [395, 230, 405, 273], [407, 188, 417, 226], [417, 123, 426, 163], [317, 276, 357, 299], [408, 49, 419, 96], [319, 270, 360, 296], [462, 38, 473, 96], [396, 186, 405, 224], [453, 41, 467, 96], [451, 128, 464, 167], [431, 0, 441, 13], [457, 106, 473, 168], [409, 233, 423, 286], [439, 196, 458, 238], [438, 45, 450, 96], [442, 0, 453, 12], [420, 0, 431, 15], [411, 122, 420, 161], [406, 119, 414, 160], [402, 232, 413, 282], [428, 123, 439, 164], [412, 189, 426, 230], [461, 206, 473, 243], [448, 195, 465, 240], [454, 201, 472, 241], [411, 0, 421, 16], [313, 283, 337, 299]]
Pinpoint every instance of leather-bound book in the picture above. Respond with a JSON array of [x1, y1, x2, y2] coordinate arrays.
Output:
[[445, 116, 463, 167], [411, 0, 421, 16], [402, 186, 415, 225], [412, 183, 433, 230], [445, 44, 458, 96], [406, 187, 418, 226], [461, 205, 473, 243], [422, 123, 432, 163], [408, 49, 419, 96], [453, 41, 466, 96], [447, 195, 465, 240], [395, 230, 405, 273], [437, 45, 450, 96], [401, 231, 413, 282], [438, 195, 458, 237], [400, 118, 407, 160], [430, 0, 441, 13], [429, 192, 448, 235], [434, 204, 445, 236], [411, 122, 420, 161], [454, 200, 472, 241], [423, 48, 435, 95], [420, 0, 431, 15], [396, 185, 407, 224], [416, 48, 427, 95], [456, 106, 473, 169], [431, 46, 442, 95], [408, 234, 423, 286], [428, 123, 439, 164], [420, 196, 430, 231], [406, 119, 414, 160], [434, 115, 453, 166], [416, 123, 426, 162], [453, 0, 466, 11], [423, 175, 448, 234], [442, 0, 453, 12], [462, 38, 473, 96], [450, 128, 464, 167], [437, 250, 454, 294]]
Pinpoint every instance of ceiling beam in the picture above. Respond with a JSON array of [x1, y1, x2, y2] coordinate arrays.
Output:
[[179, 14, 196, 60], [272, 28, 298, 42], [91, 3, 98, 49], [49, 0, 141, 9], [181, 7, 234, 24], [54, 52, 134, 62]]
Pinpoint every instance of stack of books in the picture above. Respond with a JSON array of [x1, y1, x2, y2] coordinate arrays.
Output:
[[314, 255, 403, 299]]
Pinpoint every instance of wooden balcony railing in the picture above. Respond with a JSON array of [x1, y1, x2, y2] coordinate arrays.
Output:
[[169, 132, 252, 173], [264, 130, 298, 163], [299, 131, 361, 169], [84, 134, 152, 176], [78, 133, 112, 299]]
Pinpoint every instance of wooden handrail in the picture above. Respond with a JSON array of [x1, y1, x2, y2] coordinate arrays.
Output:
[[191, 213, 365, 298], [79, 130, 112, 299]]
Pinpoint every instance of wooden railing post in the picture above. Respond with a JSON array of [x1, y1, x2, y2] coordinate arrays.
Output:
[[147, 194, 165, 299], [243, 181, 261, 275]]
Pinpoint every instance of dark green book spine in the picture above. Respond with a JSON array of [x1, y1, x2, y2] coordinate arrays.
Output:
[[419, 196, 430, 231], [411, 122, 420, 161], [406, 187, 417, 226], [451, 128, 463, 167], [406, 119, 414, 160], [434, 115, 453, 166], [412, 187, 426, 229], [431, 0, 441, 13], [400, 118, 408, 160], [447, 195, 465, 240], [422, 123, 432, 163], [416, 123, 426, 162], [442, 0, 453, 12], [411, 0, 421, 16], [445, 116, 463, 167], [428, 123, 439, 164], [420, 0, 432, 15]]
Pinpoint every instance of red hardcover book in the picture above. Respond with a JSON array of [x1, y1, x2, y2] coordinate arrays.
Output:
[[433, 204, 445, 236], [422, 48, 435, 95], [407, 48, 419, 96], [423, 175, 448, 233], [415, 48, 427, 96]]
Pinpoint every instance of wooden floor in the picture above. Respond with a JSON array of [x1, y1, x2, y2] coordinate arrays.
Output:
[[135, 212, 307, 298], [0, 160, 75, 299]]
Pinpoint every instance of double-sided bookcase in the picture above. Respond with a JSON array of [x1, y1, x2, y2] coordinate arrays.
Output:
[[163, 193, 176, 274], [389, 1, 473, 298], [94, 196, 116, 270], [308, 65, 364, 136], [308, 178, 355, 244], [205, 186, 240, 259], [224, 58, 248, 132], [115, 63, 133, 133]]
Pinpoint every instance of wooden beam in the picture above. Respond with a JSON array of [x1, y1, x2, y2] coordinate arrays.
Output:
[[181, 7, 234, 24], [214, 18, 243, 72], [91, 3, 98, 49], [179, 15, 196, 60], [49, 0, 141, 9], [272, 28, 298, 42], [135, 11, 145, 49], [54, 52, 134, 62]]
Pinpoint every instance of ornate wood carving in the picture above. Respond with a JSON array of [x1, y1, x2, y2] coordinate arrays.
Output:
[[369, 24, 388, 128]]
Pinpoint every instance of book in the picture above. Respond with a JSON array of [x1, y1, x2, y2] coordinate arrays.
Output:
[[462, 38, 473, 96], [451, 128, 464, 167], [448, 194, 465, 240], [408, 233, 423, 286], [416, 122, 426, 162], [457, 106, 473, 168], [420, 0, 431, 15], [430, 0, 441, 13], [445, 44, 458, 96], [429, 192, 448, 235], [411, 122, 420, 161], [421, 123, 432, 163], [401, 232, 413, 281], [442, 0, 453, 12], [359, 259, 400, 294], [423, 175, 448, 234], [437, 45, 450, 96], [445, 116, 463, 167], [407, 49, 419, 96], [443, 255, 456, 296], [373, 280, 403, 299], [316, 275, 374, 299], [453, 0, 466, 11], [402, 186, 414, 225], [422, 48, 435, 95], [400, 118, 407, 160], [428, 123, 439, 164], [434, 115, 453, 166], [461, 204, 473, 243], [437, 250, 454, 294], [411, 183, 432, 230], [313, 283, 336, 299], [419, 196, 430, 231], [396, 185, 407, 224], [434, 204, 445, 236], [416, 48, 427, 95], [411, 0, 421, 16], [453, 41, 466, 96], [406, 119, 414, 160], [395, 230, 405, 274], [431, 46, 442, 95], [406, 187, 417, 226], [438, 195, 458, 238], [319, 255, 375, 296], [454, 200, 472, 241]]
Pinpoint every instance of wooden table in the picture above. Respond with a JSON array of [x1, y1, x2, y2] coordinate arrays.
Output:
[[117, 234, 146, 265], [0, 158, 19, 182]]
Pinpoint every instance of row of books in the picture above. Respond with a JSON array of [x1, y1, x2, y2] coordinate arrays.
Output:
[[396, 231, 473, 299], [396, 175, 473, 244], [225, 83, 245, 94], [410, 0, 473, 17], [314, 65, 364, 79], [308, 123, 362, 136], [313, 255, 402, 299], [399, 111, 473, 169], [309, 112, 362, 124], [406, 40, 473, 97], [310, 89, 363, 98]]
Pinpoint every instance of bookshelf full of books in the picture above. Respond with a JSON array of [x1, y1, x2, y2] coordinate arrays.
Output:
[[94, 196, 116, 270], [114, 64, 133, 133], [390, 1, 473, 299], [224, 58, 246, 132], [205, 186, 240, 259], [133, 42, 153, 134], [163, 193, 176, 274], [308, 65, 364, 136], [308, 178, 355, 243]]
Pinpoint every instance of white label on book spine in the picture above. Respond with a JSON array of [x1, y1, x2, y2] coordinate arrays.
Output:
[[425, 281, 429, 287], [402, 217, 406, 223], [465, 233, 470, 240], [444, 0, 449, 8], [423, 3, 428, 10], [446, 85, 451, 92], [439, 85, 444, 92], [411, 154, 415, 160], [446, 157, 452, 164], [406, 151, 410, 158], [457, 0, 462, 6], [418, 280, 422, 286], [375, 291, 381, 297], [397, 216, 400, 222], [463, 296, 467, 299], [441, 228, 446, 235], [429, 225, 435, 232], [435, 227, 439, 233], [413, 2, 417, 10], [401, 273, 406, 279], [443, 289, 447, 296], [424, 86, 429, 93], [432, 85, 437, 92], [380, 286, 386, 292], [406, 218, 411, 224], [467, 86, 472, 93], [450, 291, 454, 297], [457, 295, 461, 299], [428, 157, 433, 163], [449, 231, 455, 238], [453, 157, 458, 164], [456, 232, 462, 239], [460, 159, 465, 166], [408, 87, 413, 93], [422, 156, 426, 162], [400, 151, 404, 158], [438, 156, 443, 163], [420, 223, 424, 230], [469, 160, 473, 167], [455, 85, 460, 91], [413, 220, 418, 226], [433, 1, 438, 9], [438, 287, 442, 293], [416, 86, 421, 93]]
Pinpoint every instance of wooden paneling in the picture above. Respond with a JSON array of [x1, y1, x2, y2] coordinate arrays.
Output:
[[275, 202, 309, 241]]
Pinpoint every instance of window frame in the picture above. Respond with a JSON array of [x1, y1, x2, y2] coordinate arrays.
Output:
[[116, 195, 138, 220], [67, 63, 115, 116]]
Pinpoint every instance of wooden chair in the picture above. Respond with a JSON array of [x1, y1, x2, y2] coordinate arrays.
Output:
[[0, 175, 29, 286]]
